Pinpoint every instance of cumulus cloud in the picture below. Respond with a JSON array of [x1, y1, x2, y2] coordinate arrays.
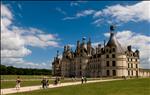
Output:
[[104, 31, 150, 69], [1, 4, 59, 69], [93, 1, 150, 26], [64, 1, 150, 26]]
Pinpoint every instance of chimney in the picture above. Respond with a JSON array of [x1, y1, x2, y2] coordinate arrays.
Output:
[[127, 45, 132, 51]]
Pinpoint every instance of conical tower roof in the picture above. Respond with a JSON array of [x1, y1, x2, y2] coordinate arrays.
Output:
[[106, 26, 125, 53]]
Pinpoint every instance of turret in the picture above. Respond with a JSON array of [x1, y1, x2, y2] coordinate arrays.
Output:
[[106, 25, 124, 53]]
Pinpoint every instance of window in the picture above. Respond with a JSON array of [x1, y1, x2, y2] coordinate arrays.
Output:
[[136, 64, 138, 68], [131, 71, 133, 75], [112, 48, 115, 52], [109, 50, 111, 53], [106, 49, 108, 52], [131, 64, 133, 68], [128, 63, 130, 68], [112, 54, 115, 58], [112, 70, 116, 76], [106, 61, 109, 67], [136, 71, 138, 76], [136, 59, 138, 62], [131, 58, 132, 61], [112, 61, 116, 66], [128, 71, 130, 76], [106, 55, 109, 58], [107, 70, 109, 76]]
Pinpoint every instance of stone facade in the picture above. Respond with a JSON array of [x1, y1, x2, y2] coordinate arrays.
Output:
[[52, 26, 150, 78]]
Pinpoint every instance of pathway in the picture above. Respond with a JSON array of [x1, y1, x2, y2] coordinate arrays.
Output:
[[1, 78, 122, 95]]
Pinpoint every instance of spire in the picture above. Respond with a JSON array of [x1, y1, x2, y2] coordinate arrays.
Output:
[[56, 50, 59, 58], [82, 37, 86, 43]]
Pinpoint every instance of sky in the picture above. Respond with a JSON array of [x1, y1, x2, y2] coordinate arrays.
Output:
[[1, 1, 150, 69]]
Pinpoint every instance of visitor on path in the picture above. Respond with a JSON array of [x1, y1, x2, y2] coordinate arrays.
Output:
[[15, 76, 21, 90], [84, 77, 87, 83], [54, 77, 58, 85], [46, 78, 49, 88], [41, 78, 47, 89], [81, 76, 84, 84], [57, 77, 61, 84]]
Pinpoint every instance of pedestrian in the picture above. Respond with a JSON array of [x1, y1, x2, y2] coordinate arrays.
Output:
[[81, 76, 84, 84], [84, 77, 87, 83], [54, 77, 58, 85], [57, 77, 61, 84], [15, 76, 21, 90], [41, 78, 46, 89], [46, 78, 49, 88]]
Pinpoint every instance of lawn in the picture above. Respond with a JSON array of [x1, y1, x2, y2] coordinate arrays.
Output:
[[1, 75, 51, 80], [1, 75, 103, 89], [9, 78, 150, 95]]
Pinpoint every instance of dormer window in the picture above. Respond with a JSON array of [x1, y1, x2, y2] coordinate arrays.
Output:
[[112, 48, 115, 52], [106, 49, 109, 52]]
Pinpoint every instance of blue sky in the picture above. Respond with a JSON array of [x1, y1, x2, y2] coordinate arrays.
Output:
[[1, 1, 150, 69]]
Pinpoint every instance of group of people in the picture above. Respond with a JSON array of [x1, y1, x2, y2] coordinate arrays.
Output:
[[81, 76, 87, 84], [15, 76, 88, 90], [41, 78, 49, 89]]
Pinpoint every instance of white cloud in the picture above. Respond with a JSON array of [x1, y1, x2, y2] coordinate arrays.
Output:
[[104, 31, 150, 69], [93, 1, 150, 26], [1, 58, 50, 69], [63, 9, 95, 20], [65, 1, 150, 26], [1, 4, 60, 69], [1, 4, 13, 20]]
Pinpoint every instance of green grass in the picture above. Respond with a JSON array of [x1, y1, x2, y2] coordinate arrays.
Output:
[[1, 80, 41, 89], [10, 78, 150, 95], [1, 75, 51, 80], [1, 75, 83, 89]]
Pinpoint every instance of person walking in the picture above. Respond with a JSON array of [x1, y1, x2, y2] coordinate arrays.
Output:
[[15, 76, 21, 90], [46, 78, 49, 88], [81, 76, 84, 84], [41, 78, 46, 89], [54, 77, 58, 85], [57, 77, 61, 84]]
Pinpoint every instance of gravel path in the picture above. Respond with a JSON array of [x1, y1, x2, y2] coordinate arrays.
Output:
[[1, 79, 122, 95]]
